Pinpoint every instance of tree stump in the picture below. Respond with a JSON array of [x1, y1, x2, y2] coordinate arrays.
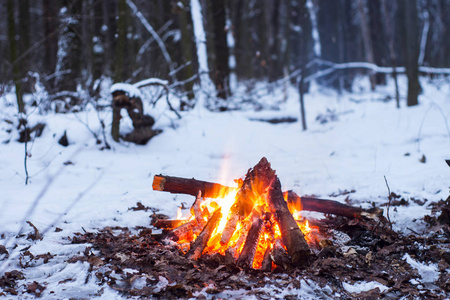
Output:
[[111, 90, 159, 145]]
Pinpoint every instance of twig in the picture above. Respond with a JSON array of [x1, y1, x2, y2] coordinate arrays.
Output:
[[22, 120, 30, 185], [384, 176, 392, 229]]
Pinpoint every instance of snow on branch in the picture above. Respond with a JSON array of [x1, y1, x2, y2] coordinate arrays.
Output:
[[304, 61, 450, 83], [134, 78, 169, 89]]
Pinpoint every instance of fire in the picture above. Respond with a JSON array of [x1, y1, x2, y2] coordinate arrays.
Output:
[[167, 157, 322, 270]]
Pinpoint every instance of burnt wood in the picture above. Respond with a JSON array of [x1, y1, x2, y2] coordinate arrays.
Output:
[[268, 177, 311, 266], [186, 209, 222, 260], [153, 174, 235, 199], [167, 219, 197, 241], [153, 219, 186, 229], [236, 213, 264, 268], [152, 174, 380, 219], [261, 245, 273, 272], [220, 157, 275, 245]]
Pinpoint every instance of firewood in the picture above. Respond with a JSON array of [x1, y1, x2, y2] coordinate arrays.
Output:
[[153, 175, 235, 198], [186, 209, 222, 260], [268, 177, 310, 266], [284, 191, 381, 219], [166, 219, 197, 241], [270, 239, 293, 270], [191, 190, 206, 227], [260, 245, 273, 272], [153, 219, 187, 229], [220, 157, 275, 245], [236, 212, 264, 269], [220, 213, 240, 245], [152, 175, 381, 219]]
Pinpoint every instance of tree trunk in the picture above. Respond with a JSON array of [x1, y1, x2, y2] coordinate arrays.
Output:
[[178, 0, 196, 107], [43, 0, 59, 91], [7, 0, 25, 113], [357, 0, 376, 90], [399, 0, 421, 106], [114, 0, 127, 83], [368, 0, 387, 85], [381, 0, 400, 108], [211, 0, 230, 99]]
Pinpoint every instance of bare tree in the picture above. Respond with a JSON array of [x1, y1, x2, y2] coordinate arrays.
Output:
[[398, 0, 421, 106], [7, 0, 25, 113]]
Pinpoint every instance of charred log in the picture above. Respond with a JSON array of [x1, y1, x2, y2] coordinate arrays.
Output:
[[220, 157, 276, 245], [152, 175, 380, 219], [166, 219, 197, 242], [153, 219, 187, 229], [186, 209, 222, 260], [153, 175, 235, 199], [270, 239, 293, 270], [268, 177, 311, 266], [236, 213, 264, 269], [284, 191, 381, 219], [261, 245, 273, 272]]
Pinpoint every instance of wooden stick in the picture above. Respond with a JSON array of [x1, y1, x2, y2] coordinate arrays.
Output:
[[166, 219, 197, 241], [152, 174, 381, 219], [268, 176, 310, 266], [220, 157, 275, 245], [260, 245, 273, 272], [186, 209, 222, 260], [236, 213, 264, 269], [153, 174, 235, 198], [153, 219, 187, 229], [270, 239, 292, 270]]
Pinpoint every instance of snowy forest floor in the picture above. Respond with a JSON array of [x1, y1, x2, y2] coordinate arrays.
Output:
[[0, 76, 449, 299]]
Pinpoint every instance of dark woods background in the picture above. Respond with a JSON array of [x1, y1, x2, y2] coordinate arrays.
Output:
[[2, 0, 450, 112]]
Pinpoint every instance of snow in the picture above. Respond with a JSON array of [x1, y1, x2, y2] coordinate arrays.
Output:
[[134, 77, 169, 88], [403, 253, 439, 283], [0, 75, 449, 298], [343, 281, 388, 294], [110, 83, 142, 98]]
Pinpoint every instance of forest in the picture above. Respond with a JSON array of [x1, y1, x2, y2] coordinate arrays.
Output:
[[3, 0, 450, 114], [1, 0, 450, 299]]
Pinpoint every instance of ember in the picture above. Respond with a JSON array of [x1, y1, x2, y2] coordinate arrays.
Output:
[[152, 157, 364, 270]]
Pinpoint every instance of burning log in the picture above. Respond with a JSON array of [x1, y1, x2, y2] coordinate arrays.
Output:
[[220, 157, 275, 245], [268, 177, 311, 266], [270, 239, 293, 270], [236, 212, 264, 268], [167, 219, 198, 242], [152, 175, 235, 198], [284, 191, 381, 219], [191, 191, 206, 227], [186, 209, 222, 260], [260, 245, 273, 272], [152, 175, 380, 219]]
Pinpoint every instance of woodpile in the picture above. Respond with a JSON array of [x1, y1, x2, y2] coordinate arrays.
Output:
[[152, 157, 382, 269]]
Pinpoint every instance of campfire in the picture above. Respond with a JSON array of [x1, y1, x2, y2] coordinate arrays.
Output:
[[152, 157, 381, 270]]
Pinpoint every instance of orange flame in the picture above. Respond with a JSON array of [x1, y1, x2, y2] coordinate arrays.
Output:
[[172, 163, 322, 269]]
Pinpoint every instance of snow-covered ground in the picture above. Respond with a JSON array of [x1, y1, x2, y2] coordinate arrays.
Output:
[[0, 75, 449, 298]]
